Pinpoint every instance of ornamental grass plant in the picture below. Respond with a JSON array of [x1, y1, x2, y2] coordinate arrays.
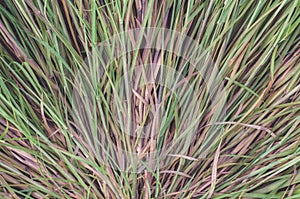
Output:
[[0, 0, 300, 198]]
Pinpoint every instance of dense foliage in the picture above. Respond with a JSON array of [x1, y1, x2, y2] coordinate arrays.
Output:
[[0, 0, 299, 198]]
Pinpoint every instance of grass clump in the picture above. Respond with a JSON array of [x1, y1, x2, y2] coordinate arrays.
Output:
[[0, 0, 300, 198]]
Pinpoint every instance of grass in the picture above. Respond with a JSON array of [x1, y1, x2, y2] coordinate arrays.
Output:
[[0, 0, 300, 198]]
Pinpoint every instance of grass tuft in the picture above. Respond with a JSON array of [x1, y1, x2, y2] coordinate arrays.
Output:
[[0, 0, 300, 198]]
